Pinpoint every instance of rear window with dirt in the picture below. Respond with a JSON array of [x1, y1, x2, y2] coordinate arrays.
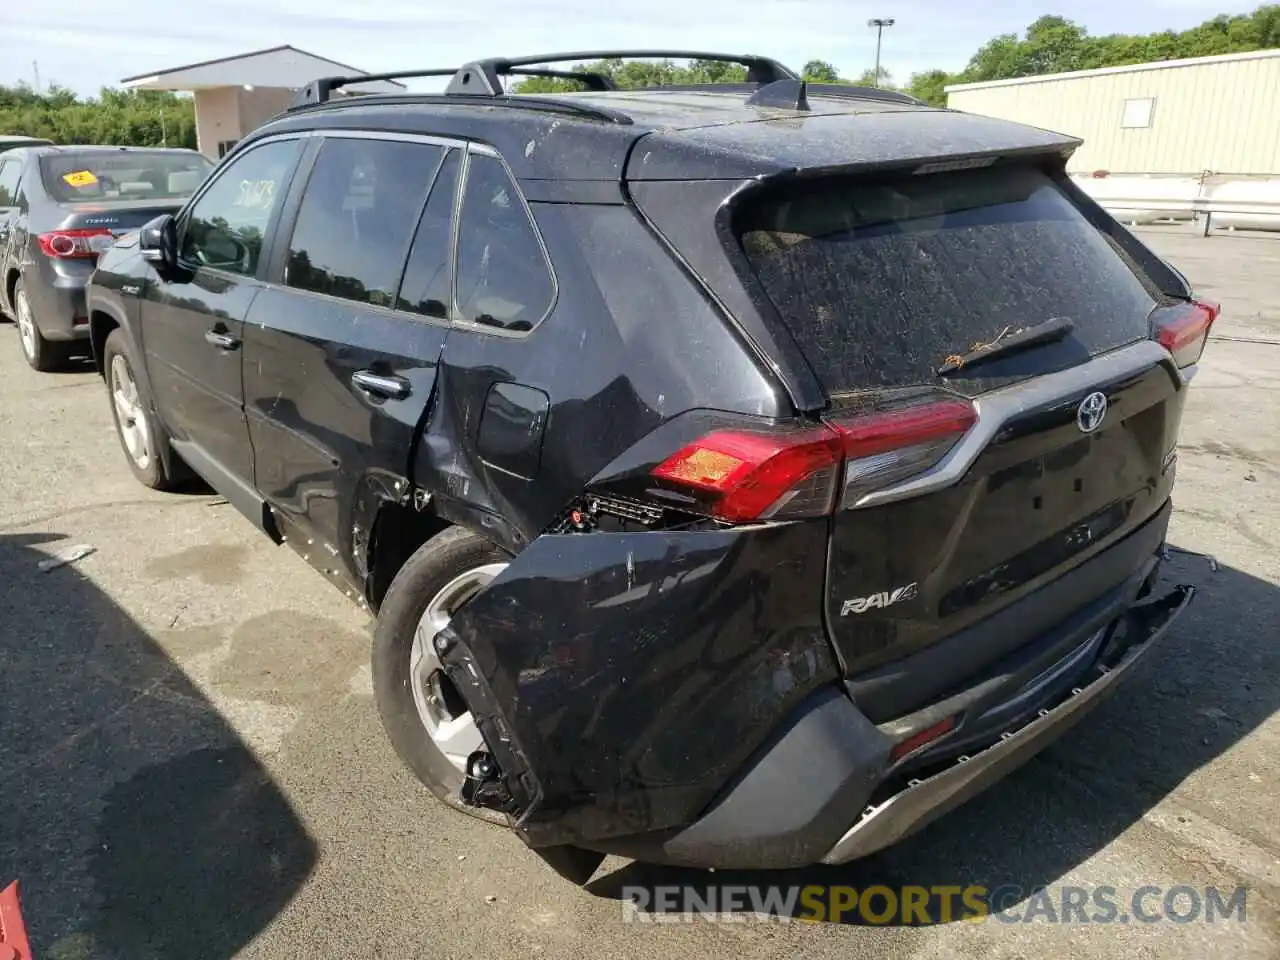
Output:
[[735, 165, 1157, 393]]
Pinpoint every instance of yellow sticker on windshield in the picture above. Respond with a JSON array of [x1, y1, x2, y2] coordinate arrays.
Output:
[[63, 170, 99, 187]]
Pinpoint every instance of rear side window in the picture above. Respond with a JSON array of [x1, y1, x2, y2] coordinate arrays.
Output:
[[40, 150, 212, 203], [735, 165, 1157, 392], [285, 138, 444, 308], [455, 153, 554, 332]]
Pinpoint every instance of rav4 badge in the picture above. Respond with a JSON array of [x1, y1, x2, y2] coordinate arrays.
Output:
[[841, 582, 919, 616]]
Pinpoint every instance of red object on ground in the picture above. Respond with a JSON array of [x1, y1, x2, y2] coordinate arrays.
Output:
[[0, 881, 31, 960]]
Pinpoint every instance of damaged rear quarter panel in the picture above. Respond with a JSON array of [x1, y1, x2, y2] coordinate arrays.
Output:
[[440, 519, 839, 848]]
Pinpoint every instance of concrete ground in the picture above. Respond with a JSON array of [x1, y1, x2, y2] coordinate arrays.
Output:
[[0, 224, 1276, 959]]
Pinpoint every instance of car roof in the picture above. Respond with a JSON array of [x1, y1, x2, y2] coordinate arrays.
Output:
[[263, 88, 1080, 185], [258, 53, 1081, 184]]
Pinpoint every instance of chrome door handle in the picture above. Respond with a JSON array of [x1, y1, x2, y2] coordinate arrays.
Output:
[[352, 370, 411, 400], [204, 329, 240, 350]]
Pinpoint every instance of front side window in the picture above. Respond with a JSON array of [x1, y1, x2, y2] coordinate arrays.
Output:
[[41, 150, 213, 204], [455, 153, 554, 332], [0, 160, 20, 208], [285, 138, 444, 308], [179, 139, 300, 276]]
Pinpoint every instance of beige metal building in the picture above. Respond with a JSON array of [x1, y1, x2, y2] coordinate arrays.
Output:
[[945, 49, 1280, 176], [122, 46, 404, 160]]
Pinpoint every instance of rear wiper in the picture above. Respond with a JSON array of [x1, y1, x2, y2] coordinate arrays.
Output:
[[937, 316, 1075, 377]]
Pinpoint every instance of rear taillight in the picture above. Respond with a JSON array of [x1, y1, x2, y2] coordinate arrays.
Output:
[[651, 425, 843, 523], [37, 228, 114, 260], [650, 397, 977, 523], [1152, 299, 1218, 368]]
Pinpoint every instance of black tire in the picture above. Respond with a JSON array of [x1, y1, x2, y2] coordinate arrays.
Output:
[[372, 526, 512, 824], [102, 328, 179, 490], [14, 279, 70, 372]]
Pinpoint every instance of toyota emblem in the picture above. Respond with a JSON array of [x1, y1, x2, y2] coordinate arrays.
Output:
[[1076, 391, 1108, 434]]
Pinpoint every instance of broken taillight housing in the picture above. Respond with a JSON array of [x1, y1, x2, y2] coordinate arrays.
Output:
[[1151, 299, 1219, 368], [831, 398, 976, 508], [650, 396, 977, 523], [37, 228, 115, 260], [651, 425, 843, 523]]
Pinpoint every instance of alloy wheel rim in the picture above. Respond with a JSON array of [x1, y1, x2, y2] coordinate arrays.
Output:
[[110, 354, 151, 469], [15, 290, 36, 360], [410, 562, 507, 773]]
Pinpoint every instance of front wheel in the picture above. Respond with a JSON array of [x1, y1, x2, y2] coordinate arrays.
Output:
[[102, 328, 178, 490], [372, 526, 511, 824]]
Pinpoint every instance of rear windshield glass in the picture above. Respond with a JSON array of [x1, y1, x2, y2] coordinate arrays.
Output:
[[41, 151, 213, 204], [736, 165, 1157, 393]]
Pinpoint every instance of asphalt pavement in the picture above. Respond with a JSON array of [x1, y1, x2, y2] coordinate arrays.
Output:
[[0, 224, 1276, 959]]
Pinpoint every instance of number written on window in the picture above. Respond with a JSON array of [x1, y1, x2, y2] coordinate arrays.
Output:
[[234, 179, 277, 211], [180, 139, 300, 276]]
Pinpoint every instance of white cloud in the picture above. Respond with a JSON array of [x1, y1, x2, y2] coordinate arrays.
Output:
[[1, 0, 1265, 94]]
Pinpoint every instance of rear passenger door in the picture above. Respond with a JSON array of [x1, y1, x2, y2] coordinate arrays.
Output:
[[243, 133, 456, 590], [411, 145, 560, 549]]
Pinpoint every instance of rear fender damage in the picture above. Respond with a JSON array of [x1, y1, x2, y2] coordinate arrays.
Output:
[[433, 520, 840, 849]]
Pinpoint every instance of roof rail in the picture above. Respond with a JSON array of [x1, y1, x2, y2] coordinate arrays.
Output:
[[588, 80, 926, 108], [290, 50, 799, 108], [288, 92, 634, 125]]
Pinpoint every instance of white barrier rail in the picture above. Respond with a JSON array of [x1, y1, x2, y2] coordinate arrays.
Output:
[[1073, 176, 1280, 235]]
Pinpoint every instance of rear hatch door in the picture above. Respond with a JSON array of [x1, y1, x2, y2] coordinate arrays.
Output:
[[731, 161, 1191, 719]]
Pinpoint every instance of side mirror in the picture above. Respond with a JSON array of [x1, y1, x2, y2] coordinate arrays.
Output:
[[139, 214, 177, 270]]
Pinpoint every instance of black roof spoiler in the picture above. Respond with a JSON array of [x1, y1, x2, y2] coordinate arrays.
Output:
[[289, 50, 799, 110]]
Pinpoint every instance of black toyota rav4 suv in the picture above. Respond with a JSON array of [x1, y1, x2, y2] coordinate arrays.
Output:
[[87, 51, 1210, 884]]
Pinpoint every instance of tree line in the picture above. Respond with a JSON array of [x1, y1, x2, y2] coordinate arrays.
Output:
[[0, 85, 197, 149], [516, 6, 1279, 105], [1, 5, 1276, 148]]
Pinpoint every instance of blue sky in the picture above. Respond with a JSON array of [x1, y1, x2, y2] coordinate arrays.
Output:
[[1, 0, 1267, 95]]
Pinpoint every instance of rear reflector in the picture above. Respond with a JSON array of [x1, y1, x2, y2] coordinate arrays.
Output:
[[889, 714, 957, 762], [1152, 299, 1218, 368], [650, 397, 976, 523], [37, 228, 114, 260]]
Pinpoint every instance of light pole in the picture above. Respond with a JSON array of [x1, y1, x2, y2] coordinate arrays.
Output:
[[867, 18, 895, 87]]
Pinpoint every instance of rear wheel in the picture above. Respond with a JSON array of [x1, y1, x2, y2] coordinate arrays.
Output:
[[372, 526, 511, 823], [14, 280, 69, 372]]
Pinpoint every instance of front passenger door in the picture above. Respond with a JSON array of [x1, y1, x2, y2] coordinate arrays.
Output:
[[0, 159, 22, 314], [142, 137, 304, 491]]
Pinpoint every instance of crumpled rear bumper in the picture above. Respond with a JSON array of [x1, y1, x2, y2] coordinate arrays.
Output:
[[821, 584, 1194, 864], [434, 521, 840, 849]]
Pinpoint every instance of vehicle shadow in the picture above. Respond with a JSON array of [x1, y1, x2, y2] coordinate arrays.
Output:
[[587, 547, 1277, 925], [0, 532, 316, 957]]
